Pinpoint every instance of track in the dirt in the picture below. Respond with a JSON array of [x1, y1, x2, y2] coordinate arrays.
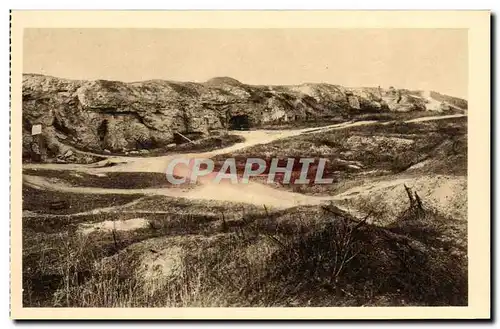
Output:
[[23, 114, 466, 209]]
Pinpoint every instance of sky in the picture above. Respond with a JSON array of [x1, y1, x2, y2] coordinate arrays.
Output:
[[23, 28, 468, 99]]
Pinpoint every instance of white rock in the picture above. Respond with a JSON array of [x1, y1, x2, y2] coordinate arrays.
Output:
[[63, 149, 73, 158]]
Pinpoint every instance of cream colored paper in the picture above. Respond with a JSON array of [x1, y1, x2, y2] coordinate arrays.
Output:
[[10, 10, 490, 320]]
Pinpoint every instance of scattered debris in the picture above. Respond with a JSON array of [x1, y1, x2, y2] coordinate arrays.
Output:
[[49, 200, 69, 210]]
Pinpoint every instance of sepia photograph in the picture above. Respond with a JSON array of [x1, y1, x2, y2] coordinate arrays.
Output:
[[9, 10, 490, 320]]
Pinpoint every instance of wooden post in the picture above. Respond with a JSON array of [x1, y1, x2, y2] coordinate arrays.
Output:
[[31, 124, 46, 162], [175, 132, 194, 144]]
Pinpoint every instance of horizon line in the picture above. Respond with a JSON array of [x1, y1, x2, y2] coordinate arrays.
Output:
[[22, 72, 468, 100]]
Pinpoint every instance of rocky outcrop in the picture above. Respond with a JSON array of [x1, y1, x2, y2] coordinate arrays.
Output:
[[22, 74, 467, 157]]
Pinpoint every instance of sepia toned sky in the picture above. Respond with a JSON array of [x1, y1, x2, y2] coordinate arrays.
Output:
[[23, 28, 468, 99]]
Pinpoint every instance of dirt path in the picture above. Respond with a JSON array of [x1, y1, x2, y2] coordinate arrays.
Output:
[[24, 114, 464, 173], [23, 120, 356, 173], [23, 174, 331, 209], [23, 114, 466, 210]]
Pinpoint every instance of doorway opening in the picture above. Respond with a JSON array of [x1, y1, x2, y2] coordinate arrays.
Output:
[[229, 115, 250, 130], [97, 119, 109, 142]]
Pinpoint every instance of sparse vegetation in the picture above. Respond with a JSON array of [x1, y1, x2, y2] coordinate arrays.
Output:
[[22, 184, 143, 215], [21, 115, 468, 308], [24, 169, 180, 189], [22, 187, 467, 307], [350, 110, 452, 122], [213, 117, 467, 195]]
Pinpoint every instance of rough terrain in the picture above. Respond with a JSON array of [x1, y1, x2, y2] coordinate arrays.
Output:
[[22, 76, 468, 308], [23, 74, 466, 160]]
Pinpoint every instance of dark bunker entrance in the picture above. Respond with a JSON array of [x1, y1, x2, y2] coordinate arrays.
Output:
[[229, 115, 250, 130]]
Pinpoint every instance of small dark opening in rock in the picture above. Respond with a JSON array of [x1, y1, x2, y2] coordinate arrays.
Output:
[[97, 119, 109, 142], [229, 115, 250, 130]]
